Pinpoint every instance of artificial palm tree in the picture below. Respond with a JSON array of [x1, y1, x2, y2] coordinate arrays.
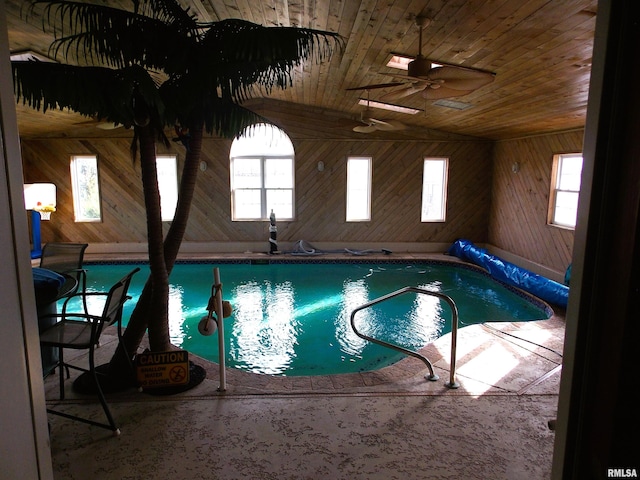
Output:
[[13, 0, 342, 388]]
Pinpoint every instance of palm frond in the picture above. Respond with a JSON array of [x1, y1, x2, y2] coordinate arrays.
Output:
[[201, 19, 343, 63], [198, 19, 343, 101], [12, 60, 163, 127], [203, 100, 274, 139], [131, 0, 198, 30], [18, 3, 344, 137], [27, 1, 199, 72]]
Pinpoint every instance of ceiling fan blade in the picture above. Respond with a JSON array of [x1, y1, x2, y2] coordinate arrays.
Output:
[[421, 86, 473, 100], [368, 117, 392, 127], [426, 66, 495, 90], [388, 120, 406, 130], [96, 122, 122, 130], [380, 82, 428, 101], [361, 117, 406, 131], [374, 120, 406, 131], [346, 82, 405, 91], [353, 124, 378, 133]]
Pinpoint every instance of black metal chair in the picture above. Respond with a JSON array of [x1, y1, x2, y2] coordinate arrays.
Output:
[[39, 267, 140, 435], [39, 242, 89, 311]]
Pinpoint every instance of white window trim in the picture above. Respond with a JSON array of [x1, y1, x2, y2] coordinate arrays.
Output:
[[548, 153, 583, 230], [230, 155, 295, 221], [421, 157, 449, 222], [156, 155, 178, 222], [70, 154, 102, 223], [346, 156, 372, 222]]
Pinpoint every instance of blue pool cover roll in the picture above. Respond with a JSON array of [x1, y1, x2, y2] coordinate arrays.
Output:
[[447, 239, 569, 308]]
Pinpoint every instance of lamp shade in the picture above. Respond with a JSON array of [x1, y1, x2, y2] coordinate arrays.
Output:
[[24, 183, 56, 212]]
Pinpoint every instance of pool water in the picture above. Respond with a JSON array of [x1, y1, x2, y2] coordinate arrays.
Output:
[[79, 262, 552, 376]]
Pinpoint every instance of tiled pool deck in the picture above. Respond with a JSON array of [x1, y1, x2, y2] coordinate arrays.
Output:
[[43, 252, 566, 479]]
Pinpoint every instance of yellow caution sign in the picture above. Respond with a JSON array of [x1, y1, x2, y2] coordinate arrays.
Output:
[[136, 350, 190, 388]]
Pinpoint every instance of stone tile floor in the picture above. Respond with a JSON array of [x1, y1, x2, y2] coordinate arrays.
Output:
[[44, 252, 565, 479]]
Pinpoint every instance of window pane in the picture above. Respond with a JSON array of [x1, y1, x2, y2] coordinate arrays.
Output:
[[422, 158, 448, 222], [266, 190, 293, 219], [346, 157, 372, 221], [156, 155, 178, 221], [553, 191, 579, 227], [230, 124, 294, 157], [70, 155, 101, 222], [229, 124, 296, 221], [233, 158, 262, 188], [549, 153, 583, 229], [265, 158, 293, 188], [557, 155, 583, 191], [234, 190, 262, 219]]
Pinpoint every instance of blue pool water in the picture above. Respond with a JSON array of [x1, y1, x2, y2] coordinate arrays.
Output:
[[79, 261, 552, 376]]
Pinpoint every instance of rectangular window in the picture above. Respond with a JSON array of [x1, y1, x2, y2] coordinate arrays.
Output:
[[549, 153, 583, 229], [156, 155, 178, 221], [346, 157, 372, 222], [70, 155, 101, 222], [231, 157, 294, 220], [421, 158, 448, 222]]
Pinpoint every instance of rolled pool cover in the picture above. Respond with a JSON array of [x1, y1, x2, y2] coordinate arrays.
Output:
[[447, 239, 569, 308]]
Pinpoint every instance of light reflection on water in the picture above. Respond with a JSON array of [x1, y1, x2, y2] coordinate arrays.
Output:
[[74, 262, 551, 376], [230, 281, 298, 374]]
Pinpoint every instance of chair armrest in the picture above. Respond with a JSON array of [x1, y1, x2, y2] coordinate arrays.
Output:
[[61, 291, 108, 316], [38, 312, 100, 325]]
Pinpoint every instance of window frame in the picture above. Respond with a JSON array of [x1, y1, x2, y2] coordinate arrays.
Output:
[[421, 157, 449, 223], [346, 156, 373, 222], [155, 154, 179, 222], [230, 155, 295, 221], [548, 153, 583, 230], [70, 154, 102, 223]]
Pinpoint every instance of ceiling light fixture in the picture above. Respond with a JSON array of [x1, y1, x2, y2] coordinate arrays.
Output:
[[358, 98, 421, 115]]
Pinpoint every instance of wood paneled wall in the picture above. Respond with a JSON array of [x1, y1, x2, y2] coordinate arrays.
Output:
[[21, 130, 493, 249], [488, 130, 584, 273], [21, 110, 583, 275]]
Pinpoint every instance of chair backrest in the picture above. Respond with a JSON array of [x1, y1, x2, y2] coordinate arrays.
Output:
[[40, 242, 89, 276], [98, 268, 141, 334]]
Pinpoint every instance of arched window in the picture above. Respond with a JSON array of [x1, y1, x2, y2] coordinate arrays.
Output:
[[230, 124, 295, 221]]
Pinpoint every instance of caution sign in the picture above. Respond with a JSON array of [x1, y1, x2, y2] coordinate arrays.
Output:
[[136, 350, 190, 388]]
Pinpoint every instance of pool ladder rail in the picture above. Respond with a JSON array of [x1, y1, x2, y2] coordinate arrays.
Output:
[[350, 286, 460, 389]]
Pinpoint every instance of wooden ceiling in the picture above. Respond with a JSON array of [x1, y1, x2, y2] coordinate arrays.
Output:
[[5, 0, 597, 140]]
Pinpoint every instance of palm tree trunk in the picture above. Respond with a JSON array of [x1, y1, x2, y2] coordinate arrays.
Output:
[[109, 120, 203, 377], [138, 123, 171, 351], [164, 119, 203, 265], [107, 124, 170, 378]]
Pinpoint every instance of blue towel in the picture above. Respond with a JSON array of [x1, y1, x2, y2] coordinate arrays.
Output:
[[32, 267, 65, 289]]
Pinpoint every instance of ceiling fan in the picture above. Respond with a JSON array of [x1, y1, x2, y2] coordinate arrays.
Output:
[[352, 15, 495, 101], [351, 91, 406, 133]]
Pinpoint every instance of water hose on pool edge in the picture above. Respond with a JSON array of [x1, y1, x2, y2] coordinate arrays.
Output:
[[289, 240, 392, 256]]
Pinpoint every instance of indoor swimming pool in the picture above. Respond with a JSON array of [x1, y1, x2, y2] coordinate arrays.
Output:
[[78, 261, 553, 376]]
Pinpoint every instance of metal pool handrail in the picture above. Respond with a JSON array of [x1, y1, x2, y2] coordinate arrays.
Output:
[[349, 286, 460, 389]]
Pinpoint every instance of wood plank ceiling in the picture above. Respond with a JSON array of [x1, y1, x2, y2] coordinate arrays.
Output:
[[5, 0, 597, 140]]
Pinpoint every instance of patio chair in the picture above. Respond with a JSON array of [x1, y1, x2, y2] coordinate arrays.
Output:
[[39, 267, 140, 435], [39, 242, 89, 311]]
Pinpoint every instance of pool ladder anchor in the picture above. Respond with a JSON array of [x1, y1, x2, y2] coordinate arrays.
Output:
[[350, 286, 460, 389]]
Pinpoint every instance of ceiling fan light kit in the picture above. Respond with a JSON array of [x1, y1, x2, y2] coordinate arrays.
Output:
[[407, 55, 432, 78]]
